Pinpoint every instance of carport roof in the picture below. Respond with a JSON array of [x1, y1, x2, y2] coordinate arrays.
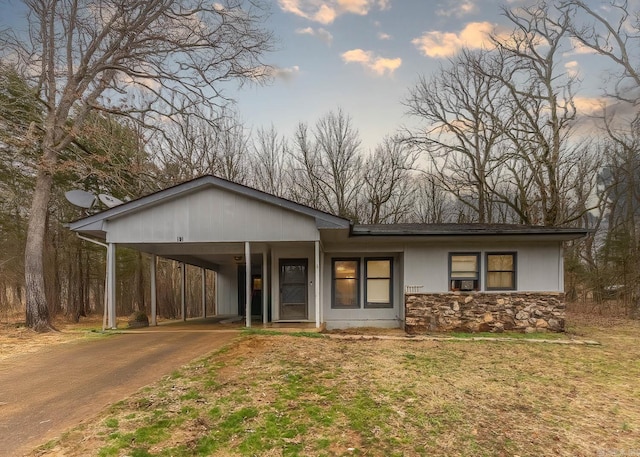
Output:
[[68, 175, 351, 238]]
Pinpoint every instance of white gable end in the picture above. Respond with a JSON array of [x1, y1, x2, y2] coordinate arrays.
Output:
[[105, 186, 320, 243]]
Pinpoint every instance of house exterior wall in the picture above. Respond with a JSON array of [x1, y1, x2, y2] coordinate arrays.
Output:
[[105, 187, 320, 244], [321, 251, 404, 329], [403, 241, 563, 293], [317, 238, 565, 330], [215, 263, 238, 316]]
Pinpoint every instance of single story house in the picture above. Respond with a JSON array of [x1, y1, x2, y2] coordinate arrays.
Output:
[[69, 175, 589, 332]]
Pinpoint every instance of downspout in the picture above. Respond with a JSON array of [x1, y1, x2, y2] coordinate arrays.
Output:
[[75, 234, 109, 332]]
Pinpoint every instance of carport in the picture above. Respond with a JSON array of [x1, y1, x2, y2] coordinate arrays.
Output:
[[68, 176, 350, 330]]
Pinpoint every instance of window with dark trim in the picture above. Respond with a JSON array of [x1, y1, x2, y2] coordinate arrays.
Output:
[[332, 258, 360, 308], [486, 252, 516, 290], [365, 258, 393, 308], [449, 253, 480, 291]]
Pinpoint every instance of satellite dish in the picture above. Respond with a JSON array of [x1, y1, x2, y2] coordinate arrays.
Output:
[[98, 193, 124, 208], [65, 189, 96, 209]]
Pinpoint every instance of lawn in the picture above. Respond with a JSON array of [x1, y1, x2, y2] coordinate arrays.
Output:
[[34, 313, 640, 457]]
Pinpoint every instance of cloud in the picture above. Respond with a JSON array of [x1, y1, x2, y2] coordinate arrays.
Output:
[[563, 38, 598, 57], [279, 0, 387, 24], [436, 0, 477, 17], [412, 21, 498, 58], [296, 26, 334, 44], [378, 32, 391, 40], [573, 96, 606, 116], [565, 60, 580, 78], [272, 65, 301, 81], [341, 48, 401, 75], [249, 65, 301, 81]]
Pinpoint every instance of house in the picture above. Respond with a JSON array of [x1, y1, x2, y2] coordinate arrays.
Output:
[[69, 175, 590, 333]]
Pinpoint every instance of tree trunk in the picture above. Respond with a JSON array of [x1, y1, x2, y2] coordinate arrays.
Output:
[[25, 165, 55, 332]]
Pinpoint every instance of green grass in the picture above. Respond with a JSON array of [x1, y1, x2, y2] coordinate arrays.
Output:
[[36, 316, 640, 457]]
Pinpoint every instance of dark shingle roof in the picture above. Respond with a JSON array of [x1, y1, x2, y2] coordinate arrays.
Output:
[[351, 223, 591, 239]]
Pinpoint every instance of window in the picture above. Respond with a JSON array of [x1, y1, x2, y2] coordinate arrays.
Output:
[[332, 259, 359, 308], [449, 253, 480, 291], [486, 253, 516, 290], [365, 258, 393, 308]]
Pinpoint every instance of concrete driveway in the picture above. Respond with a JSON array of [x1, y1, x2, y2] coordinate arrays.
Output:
[[0, 323, 239, 456]]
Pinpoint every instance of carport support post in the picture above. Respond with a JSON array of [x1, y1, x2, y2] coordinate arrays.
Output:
[[201, 268, 206, 318], [150, 254, 157, 326], [107, 242, 116, 329], [262, 250, 268, 324], [315, 241, 320, 328], [181, 262, 186, 321], [245, 241, 251, 328]]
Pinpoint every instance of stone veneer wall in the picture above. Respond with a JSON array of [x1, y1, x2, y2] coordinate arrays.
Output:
[[405, 292, 565, 333]]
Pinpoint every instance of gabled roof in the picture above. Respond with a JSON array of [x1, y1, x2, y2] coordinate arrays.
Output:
[[69, 175, 351, 235], [351, 223, 591, 240]]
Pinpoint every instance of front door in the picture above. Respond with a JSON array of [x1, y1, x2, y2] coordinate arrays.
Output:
[[279, 259, 308, 320]]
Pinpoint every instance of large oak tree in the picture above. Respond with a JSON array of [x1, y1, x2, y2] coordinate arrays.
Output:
[[0, 0, 272, 331]]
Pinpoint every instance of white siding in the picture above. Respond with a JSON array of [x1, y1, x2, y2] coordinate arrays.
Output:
[[105, 187, 320, 243], [403, 241, 563, 292], [322, 252, 403, 329], [215, 263, 238, 315]]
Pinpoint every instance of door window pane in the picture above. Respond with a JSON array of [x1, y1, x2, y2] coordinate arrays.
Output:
[[282, 285, 306, 304]]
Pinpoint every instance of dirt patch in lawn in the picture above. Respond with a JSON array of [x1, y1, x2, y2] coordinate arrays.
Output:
[[31, 311, 640, 457]]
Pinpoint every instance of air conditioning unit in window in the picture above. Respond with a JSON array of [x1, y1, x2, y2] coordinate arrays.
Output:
[[460, 280, 475, 291]]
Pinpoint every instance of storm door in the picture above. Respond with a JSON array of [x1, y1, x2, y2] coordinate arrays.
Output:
[[279, 259, 308, 320]]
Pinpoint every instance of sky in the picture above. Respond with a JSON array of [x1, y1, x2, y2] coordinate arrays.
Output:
[[0, 0, 626, 150], [231, 0, 615, 150]]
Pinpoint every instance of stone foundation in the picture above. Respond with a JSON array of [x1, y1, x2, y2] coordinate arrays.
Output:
[[405, 292, 565, 334]]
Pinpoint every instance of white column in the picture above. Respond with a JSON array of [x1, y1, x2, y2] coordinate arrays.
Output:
[[262, 249, 268, 324], [245, 242, 251, 328], [320, 247, 324, 325], [201, 268, 207, 318], [106, 242, 116, 329], [315, 240, 321, 328], [150, 254, 157, 326], [181, 262, 186, 321]]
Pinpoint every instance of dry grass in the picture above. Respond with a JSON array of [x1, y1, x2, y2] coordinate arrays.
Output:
[[0, 315, 115, 362], [29, 311, 640, 457]]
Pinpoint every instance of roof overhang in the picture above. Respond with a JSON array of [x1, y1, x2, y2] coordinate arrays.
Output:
[[350, 224, 592, 241], [68, 175, 350, 239]]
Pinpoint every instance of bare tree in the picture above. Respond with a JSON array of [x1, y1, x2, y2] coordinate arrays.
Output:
[[250, 124, 289, 197], [288, 122, 325, 210], [484, 2, 599, 226], [405, 49, 508, 223], [0, 0, 272, 331], [412, 174, 451, 223], [289, 109, 362, 218], [361, 136, 417, 224]]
